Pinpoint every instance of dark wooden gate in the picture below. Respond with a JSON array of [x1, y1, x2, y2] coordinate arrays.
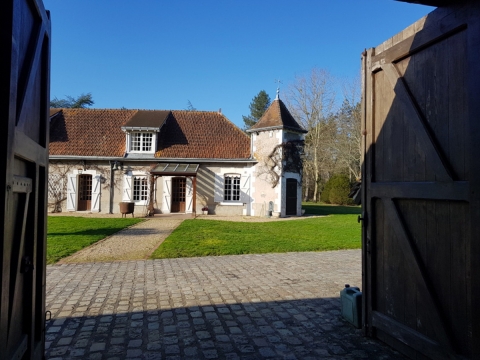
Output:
[[171, 177, 186, 213], [0, 0, 51, 359], [285, 178, 297, 216], [78, 174, 92, 211], [362, 3, 480, 359]]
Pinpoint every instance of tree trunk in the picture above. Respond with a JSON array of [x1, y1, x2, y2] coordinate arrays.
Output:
[[303, 173, 310, 201], [313, 146, 320, 202]]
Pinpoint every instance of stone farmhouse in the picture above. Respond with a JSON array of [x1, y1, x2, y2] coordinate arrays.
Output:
[[48, 94, 307, 217]]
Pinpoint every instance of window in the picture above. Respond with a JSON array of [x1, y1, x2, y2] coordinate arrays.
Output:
[[130, 132, 153, 152], [224, 174, 240, 202], [133, 176, 148, 201]]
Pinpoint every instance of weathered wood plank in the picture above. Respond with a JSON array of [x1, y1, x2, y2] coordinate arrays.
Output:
[[371, 311, 451, 360], [372, 8, 467, 67], [370, 181, 468, 201], [466, 3, 480, 357], [361, 48, 373, 336], [382, 63, 453, 182], [447, 31, 467, 181], [449, 201, 469, 354], [13, 129, 47, 167], [374, 198, 385, 339], [16, 21, 48, 128], [383, 199, 455, 354]]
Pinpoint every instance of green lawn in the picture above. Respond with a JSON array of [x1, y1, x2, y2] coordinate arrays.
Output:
[[47, 217, 143, 264], [150, 203, 361, 259]]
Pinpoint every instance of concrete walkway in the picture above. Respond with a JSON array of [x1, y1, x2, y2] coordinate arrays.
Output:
[[45, 250, 405, 359]]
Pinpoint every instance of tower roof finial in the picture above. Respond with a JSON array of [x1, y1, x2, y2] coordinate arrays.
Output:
[[274, 79, 282, 100]]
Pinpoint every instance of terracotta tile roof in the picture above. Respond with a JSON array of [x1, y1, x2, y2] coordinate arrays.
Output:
[[248, 99, 307, 133], [155, 111, 251, 159], [49, 108, 251, 159], [49, 109, 138, 157]]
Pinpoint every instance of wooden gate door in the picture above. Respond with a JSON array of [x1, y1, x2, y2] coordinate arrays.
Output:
[[362, 6, 475, 359], [171, 177, 186, 213], [0, 1, 51, 359], [78, 174, 92, 211], [285, 178, 297, 216]]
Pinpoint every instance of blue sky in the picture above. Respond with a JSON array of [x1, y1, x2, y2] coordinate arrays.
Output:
[[44, 0, 434, 128]]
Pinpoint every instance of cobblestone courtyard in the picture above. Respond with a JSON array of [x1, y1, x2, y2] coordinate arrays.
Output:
[[45, 250, 404, 359]]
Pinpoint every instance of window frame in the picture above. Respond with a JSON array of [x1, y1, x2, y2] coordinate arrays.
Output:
[[128, 132, 155, 153], [223, 173, 241, 203], [132, 175, 149, 203]]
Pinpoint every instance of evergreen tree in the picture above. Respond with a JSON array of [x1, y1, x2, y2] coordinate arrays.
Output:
[[242, 90, 271, 130], [50, 93, 94, 108]]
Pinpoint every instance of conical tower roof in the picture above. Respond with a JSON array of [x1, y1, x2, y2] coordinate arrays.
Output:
[[246, 95, 307, 134]]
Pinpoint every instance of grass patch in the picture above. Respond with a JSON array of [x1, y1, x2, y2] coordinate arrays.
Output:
[[47, 216, 143, 264], [151, 203, 361, 259]]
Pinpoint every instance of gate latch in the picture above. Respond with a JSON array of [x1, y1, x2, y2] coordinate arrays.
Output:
[[357, 213, 367, 226]]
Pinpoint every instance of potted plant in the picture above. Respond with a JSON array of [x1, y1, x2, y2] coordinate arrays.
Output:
[[201, 206, 209, 215]]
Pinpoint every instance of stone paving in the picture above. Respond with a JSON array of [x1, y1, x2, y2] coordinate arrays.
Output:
[[45, 250, 405, 359]]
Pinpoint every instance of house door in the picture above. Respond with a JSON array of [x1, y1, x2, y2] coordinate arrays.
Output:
[[1, 0, 51, 358], [285, 179, 297, 216], [171, 177, 186, 213], [78, 175, 92, 211]]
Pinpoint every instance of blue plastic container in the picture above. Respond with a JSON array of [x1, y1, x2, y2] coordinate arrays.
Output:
[[340, 284, 362, 328]]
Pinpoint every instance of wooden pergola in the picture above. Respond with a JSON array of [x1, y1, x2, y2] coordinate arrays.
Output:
[[148, 163, 199, 217]]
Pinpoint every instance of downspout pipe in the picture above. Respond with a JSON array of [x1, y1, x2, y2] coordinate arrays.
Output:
[[109, 161, 115, 214]]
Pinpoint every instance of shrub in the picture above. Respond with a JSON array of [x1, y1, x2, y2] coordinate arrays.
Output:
[[320, 174, 354, 205], [320, 180, 332, 203]]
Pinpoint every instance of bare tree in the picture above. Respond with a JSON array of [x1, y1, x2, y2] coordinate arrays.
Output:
[[334, 76, 362, 181], [285, 68, 337, 202], [50, 93, 94, 108]]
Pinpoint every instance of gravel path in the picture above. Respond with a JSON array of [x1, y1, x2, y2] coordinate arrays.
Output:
[[58, 218, 183, 264]]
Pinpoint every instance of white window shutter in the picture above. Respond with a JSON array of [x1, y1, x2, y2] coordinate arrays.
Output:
[[123, 173, 133, 201], [186, 177, 193, 213], [240, 174, 250, 203], [126, 133, 130, 153], [213, 173, 224, 202], [92, 174, 101, 212], [163, 177, 172, 212], [66, 174, 77, 210]]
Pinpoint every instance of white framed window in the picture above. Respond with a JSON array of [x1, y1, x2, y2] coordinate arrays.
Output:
[[129, 132, 154, 152], [133, 176, 148, 202], [123, 172, 150, 205], [224, 174, 241, 202]]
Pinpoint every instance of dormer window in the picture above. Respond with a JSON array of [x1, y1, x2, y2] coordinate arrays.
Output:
[[125, 131, 156, 153], [121, 110, 171, 155], [131, 132, 153, 152]]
